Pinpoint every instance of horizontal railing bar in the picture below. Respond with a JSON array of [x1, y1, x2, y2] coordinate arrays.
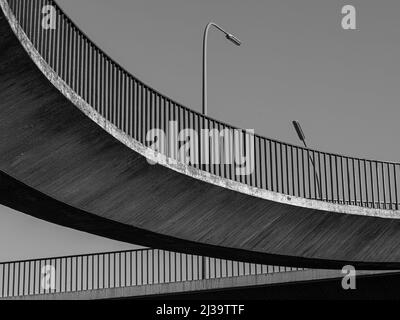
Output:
[[0, 248, 162, 266]]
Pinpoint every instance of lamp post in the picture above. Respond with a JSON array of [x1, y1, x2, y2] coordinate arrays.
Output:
[[292, 121, 322, 200], [202, 22, 242, 116], [200, 23, 241, 280]]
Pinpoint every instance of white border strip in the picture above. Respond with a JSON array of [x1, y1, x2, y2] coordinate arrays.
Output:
[[1, 0, 399, 219]]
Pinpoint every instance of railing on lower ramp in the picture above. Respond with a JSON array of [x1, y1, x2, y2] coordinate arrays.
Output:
[[0, 248, 304, 298]]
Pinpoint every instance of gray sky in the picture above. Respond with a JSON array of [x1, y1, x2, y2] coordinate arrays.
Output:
[[2, 0, 400, 261], [0, 205, 138, 262], [57, 0, 400, 161]]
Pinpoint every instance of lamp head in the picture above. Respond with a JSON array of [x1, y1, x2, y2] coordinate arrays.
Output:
[[292, 120, 306, 142], [226, 33, 242, 46]]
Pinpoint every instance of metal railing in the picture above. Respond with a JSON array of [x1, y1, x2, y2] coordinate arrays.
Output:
[[3, 0, 400, 210], [0, 248, 302, 298]]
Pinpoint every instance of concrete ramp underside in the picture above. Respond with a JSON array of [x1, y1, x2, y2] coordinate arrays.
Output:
[[1, 10, 400, 269]]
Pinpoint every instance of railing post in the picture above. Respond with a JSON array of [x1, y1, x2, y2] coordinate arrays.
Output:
[[201, 256, 206, 280]]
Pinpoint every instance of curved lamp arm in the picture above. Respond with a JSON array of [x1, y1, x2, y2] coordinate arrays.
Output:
[[202, 22, 242, 116]]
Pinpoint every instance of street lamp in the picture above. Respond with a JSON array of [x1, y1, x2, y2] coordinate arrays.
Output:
[[203, 22, 242, 116], [292, 121, 322, 200], [201, 23, 241, 279]]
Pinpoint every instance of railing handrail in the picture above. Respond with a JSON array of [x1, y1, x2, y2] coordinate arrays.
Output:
[[0, 248, 152, 266]]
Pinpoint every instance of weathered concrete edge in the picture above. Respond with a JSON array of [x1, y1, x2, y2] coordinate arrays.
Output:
[[4, 269, 391, 300], [1, 0, 399, 220]]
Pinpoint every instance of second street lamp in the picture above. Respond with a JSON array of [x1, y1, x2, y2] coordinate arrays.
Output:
[[202, 22, 242, 116], [292, 121, 322, 200]]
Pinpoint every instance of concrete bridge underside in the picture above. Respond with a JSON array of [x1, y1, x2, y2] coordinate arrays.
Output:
[[2, 8, 400, 270]]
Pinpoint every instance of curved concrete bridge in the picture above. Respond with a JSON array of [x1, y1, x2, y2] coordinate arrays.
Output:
[[1, 0, 400, 269]]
